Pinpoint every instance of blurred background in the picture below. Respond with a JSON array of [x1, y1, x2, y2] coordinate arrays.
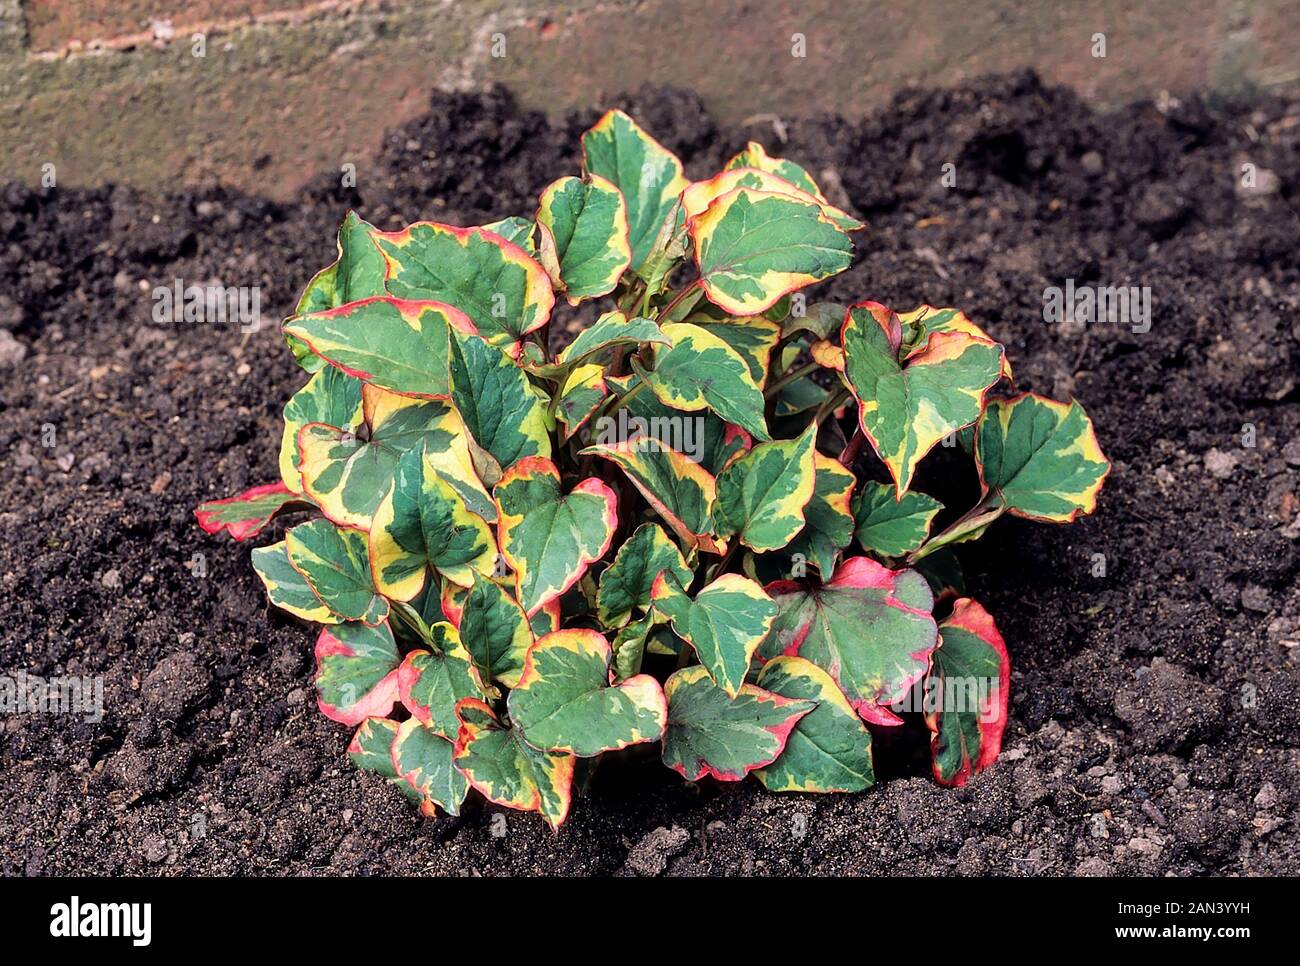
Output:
[[2, 0, 1298, 199]]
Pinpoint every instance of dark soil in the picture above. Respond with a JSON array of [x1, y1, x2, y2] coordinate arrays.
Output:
[[2, 72, 1298, 876]]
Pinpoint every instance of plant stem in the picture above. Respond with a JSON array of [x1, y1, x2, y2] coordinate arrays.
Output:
[[909, 501, 1006, 562], [813, 387, 851, 425], [838, 429, 866, 468], [657, 281, 699, 321], [599, 377, 648, 424], [764, 360, 820, 399]]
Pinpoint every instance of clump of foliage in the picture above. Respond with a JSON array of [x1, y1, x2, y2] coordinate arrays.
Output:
[[196, 111, 1109, 828]]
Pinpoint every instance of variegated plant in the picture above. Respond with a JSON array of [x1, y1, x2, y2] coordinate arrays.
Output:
[[196, 111, 1110, 828]]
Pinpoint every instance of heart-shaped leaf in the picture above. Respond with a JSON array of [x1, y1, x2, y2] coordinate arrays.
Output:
[[391, 718, 470, 817], [714, 425, 818, 552], [507, 629, 667, 757], [724, 141, 826, 200], [899, 305, 1013, 379], [283, 296, 475, 398], [371, 221, 554, 358], [689, 188, 853, 316], [369, 445, 497, 600], [250, 541, 340, 624], [291, 210, 388, 370], [195, 482, 300, 542], [651, 571, 777, 697], [926, 598, 1010, 787], [279, 366, 364, 492], [581, 109, 689, 273], [557, 310, 669, 365], [285, 519, 388, 625], [451, 574, 533, 688], [495, 457, 617, 615], [396, 621, 486, 738], [299, 387, 494, 529], [841, 301, 1004, 495], [597, 522, 691, 628], [452, 698, 575, 830], [581, 436, 723, 554], [763, 556, 937, 726], [852, 480, 943, 558], [682, 167, 864, 232], [313, 620, 401, 725], [753, 656, 875, 793], [347, 716, 401, 777], [536, 173, 632, 302], [787, 453, 856, 576], [660, 666, 813, 781], [554, 363, 607, 440], [643, 323, 769, 441], [449, 330, 552, 470], [975, 393, 1110, 522]]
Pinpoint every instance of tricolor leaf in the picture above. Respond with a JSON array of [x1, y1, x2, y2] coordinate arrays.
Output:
[[690, 188, 853, 316], [284, 519, 388, 625], [554, 363, 608, 440], [660, 666, 812, 781], [396, 621, 486, 739], [926, 598, 1010, 787], [714, 425, 818, 551], [651, 571, 777, 697], [313, 620, 401, 725], [392, 718, 470, 817], [724, 141, 826, 200], [195, 482, 300, 542], [899, 305, 1013, 379], [581, 109, 689, 273], [449, 331, 552, 471], [787, 453, 857, 575], [763, 556, 937, 726], [556, 310, 669, 365], [495, 457, 617, 615], [644, 322, 769, 441], [682, 167, 864, 232], [852, 480, 943, 558], [452, 698, 575, 830], [841, 301, 1004, 494], [291, 210, 388, 369], [753, 656, 875, 793], [372, 221, 554, 357], [686, 315, 781, 386], [347, 716, 401, 777], [596, 522, 692, 628], [250, 541, 340, 624], [975, 393, 1110, 522], [508, 629, 667, 757], [279, 366, 364, 493], [536, 173, 632, 302], [455, 573, 533, 688], [283, 296, 474, 398]]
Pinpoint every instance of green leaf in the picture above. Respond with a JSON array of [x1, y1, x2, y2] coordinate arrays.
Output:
[[456, 573, 533, 688], [852, 480, 943, 557], [299, 386, 494, 530], [763, 556, 937, 726], [581, 436, 723, 554], [449, 331, 552, 471], [536, 173, 632, 302], [686, 316, 781, 386], [495, 457, 618, 615], [554, 363, 607, 441], [651, 571, 777, 697], [291, 210, 387, 370], [618, 382, 753, 475], [250, 541, 340, 624], [581, 109, 689, 273], [557, 310, 669, 365], [644, 323, 769, 441], [841, 301, 1004, 495], [347, 716, 401, 777], [369, 445, 497, 600], [482, 216, 537, 252], [976, 393, 1110, 522], [787, 453, 857, 575], [284, 519, 388, 625], [714, 425, 817, 551], [898, 305, 1013, 379], [690, 188, 853, 316], [660, 666, 812, 781], [372, 221, 554, 358], [195, 482, 300, 542], [313, 620, 401, 725], [279, 366, 364, 492], [283, 296, 473, 399], [781, 301, 844, 342], [452, 698, 575, 830], [926, 598, 1010, 786], [508, 629, 667, 757], [610, 615, 656, 681], [396, 622, 486, 738], [596, 522, 691, 628], [754, 656, 875, 793], [392, 718, 470, 817]]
